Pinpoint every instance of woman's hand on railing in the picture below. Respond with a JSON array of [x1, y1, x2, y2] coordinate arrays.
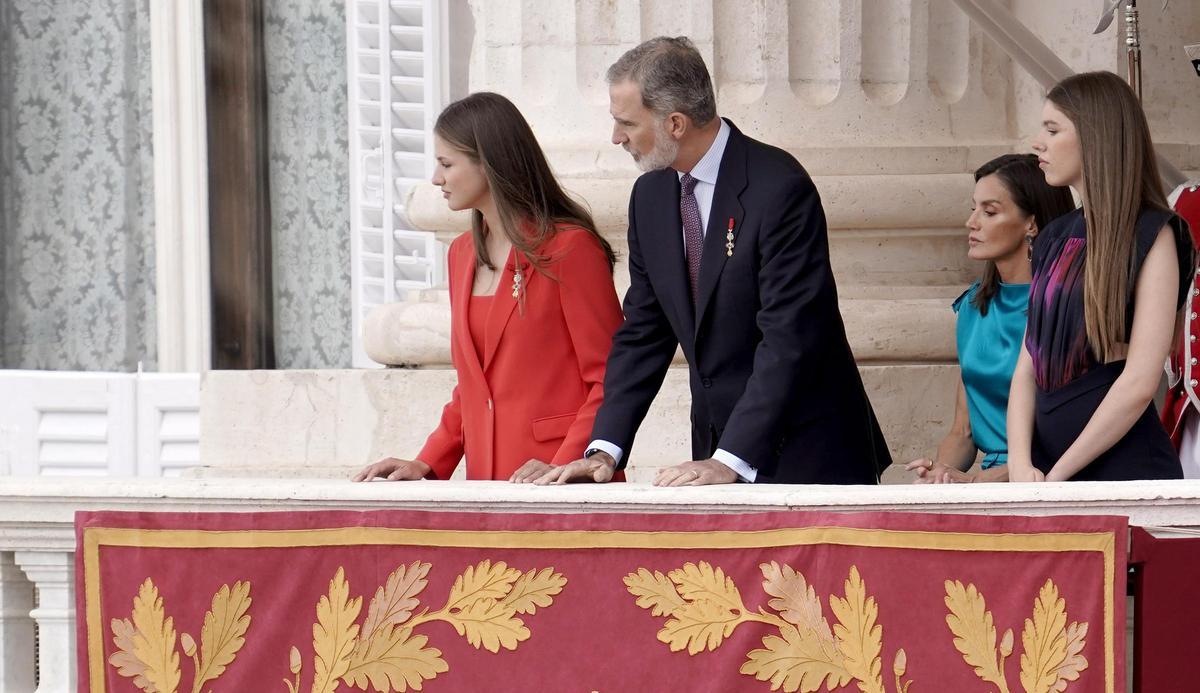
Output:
[[905, 458, 974, 483], [1006, 462, 1045, 483], [509, 459, 554, 483], [351, 457, 432, 481]]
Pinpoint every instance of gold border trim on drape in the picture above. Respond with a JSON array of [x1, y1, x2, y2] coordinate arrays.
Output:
[[82, 525, 1117, 692]]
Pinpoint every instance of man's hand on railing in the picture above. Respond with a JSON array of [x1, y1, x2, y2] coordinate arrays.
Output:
[[653, 459, 738, 486]]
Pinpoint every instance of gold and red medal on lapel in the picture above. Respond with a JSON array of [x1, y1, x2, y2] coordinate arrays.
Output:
[[725, 217, 735, 256]]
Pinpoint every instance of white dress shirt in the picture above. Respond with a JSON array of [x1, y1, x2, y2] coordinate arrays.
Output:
[[588, 120, 757, 482]]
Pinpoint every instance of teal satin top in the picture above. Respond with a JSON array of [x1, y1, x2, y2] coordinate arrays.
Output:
[[953, 281, 1029, 469]]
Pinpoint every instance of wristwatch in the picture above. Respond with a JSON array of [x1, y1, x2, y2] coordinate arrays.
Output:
[[584, 448, 617, 468]]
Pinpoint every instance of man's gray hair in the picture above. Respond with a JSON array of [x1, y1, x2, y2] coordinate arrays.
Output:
[[606, 36, 717, 126]]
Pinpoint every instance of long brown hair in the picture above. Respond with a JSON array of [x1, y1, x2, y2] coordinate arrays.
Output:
[[433, 92, 616, 273], [1046, 71, 1169, 360], [971, 154, 1075, 315]]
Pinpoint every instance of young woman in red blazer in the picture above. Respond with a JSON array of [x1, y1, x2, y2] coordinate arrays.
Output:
[[353, 92, 624, 482]]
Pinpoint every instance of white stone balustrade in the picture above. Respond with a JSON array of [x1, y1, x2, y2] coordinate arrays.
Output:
[[1, 476, 1200, 690], [0, 554, 35, 692], [14, 552, 76, 693]]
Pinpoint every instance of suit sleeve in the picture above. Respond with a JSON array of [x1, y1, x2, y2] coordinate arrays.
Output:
[[590, 182, 680, 467], [550, 233, 625, 464], [416, 243, 466, 479], [717, 172, 839, 470]]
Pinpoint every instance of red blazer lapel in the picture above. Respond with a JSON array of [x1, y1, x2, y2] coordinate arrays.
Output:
[[482, 248, 527, 371], [454, 242, 488, 382]]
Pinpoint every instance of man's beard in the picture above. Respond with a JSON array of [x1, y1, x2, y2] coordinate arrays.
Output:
[[627, 123, 679, 172]]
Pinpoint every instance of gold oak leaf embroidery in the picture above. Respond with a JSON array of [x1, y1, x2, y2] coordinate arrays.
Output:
[[1053, 622, 1088, 691], [761, 561, 843, 665], [131, 578, 182, 693], [110, 580, 254, 693], [944, 578, 1088, 693], [657, 562, 751, 655], [1020, 580, 1070, 693], [109, 617, 153, 691], [359, 562, 430, 643], [311, 567, 362, 693], [944, 580, 1012, 693], [293, 561, 565, 692], [343, 561, 447, 691], [661, 597, 744, 655], [624, 568, 686, 617], [628, 563, 904, 693], [444, 596, 530, 652], [828, 567, 885, 693], [188, 581, 253, 693], [444, 559, 520, 612], [742, 624, 855, 693], [741, 561, 852, 692], [342, 626, 448, 692], [501, 567, 567, 615], [669, 562, 744, 613]]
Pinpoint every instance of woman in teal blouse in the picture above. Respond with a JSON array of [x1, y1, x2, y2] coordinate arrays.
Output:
[[908, 154, 1074, 482]]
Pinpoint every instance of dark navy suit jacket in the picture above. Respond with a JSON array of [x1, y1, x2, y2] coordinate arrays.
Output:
[[592, 121, 890, 483]]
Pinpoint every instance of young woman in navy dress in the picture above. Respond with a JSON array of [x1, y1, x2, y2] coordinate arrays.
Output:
[[1007, 71, 1194, 482]]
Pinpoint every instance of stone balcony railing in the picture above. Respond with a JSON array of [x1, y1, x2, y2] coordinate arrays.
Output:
[[3, 477, 1200, 691]]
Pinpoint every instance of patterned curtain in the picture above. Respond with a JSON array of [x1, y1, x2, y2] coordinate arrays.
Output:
[[264, 0, 352, 369], [0, 0, 156, 371]]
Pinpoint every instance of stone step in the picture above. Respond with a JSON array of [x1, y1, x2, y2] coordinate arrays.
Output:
[[362, 291, 960, 367]]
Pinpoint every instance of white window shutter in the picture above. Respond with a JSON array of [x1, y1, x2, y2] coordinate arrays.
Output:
[[0, 371, 200, 478], [348, 0, 447, 368], [135, 373, 201, 477], [0, 372, 135, 476]]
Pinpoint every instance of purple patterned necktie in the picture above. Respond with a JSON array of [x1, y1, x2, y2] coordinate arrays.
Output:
[[680, 173, 703, 305]]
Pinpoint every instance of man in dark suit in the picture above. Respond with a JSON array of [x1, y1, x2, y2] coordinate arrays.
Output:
[[529, 36, 889, 486]]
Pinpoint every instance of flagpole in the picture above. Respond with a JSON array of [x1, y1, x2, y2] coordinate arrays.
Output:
[[1124, 1, 1144, 101]]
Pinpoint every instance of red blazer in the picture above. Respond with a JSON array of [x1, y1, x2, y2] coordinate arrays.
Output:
[[417, 226, 624, 480], [1162, 183, 1200, 445]]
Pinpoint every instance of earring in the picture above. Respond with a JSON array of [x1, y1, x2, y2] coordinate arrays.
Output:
[[1025, 234, 1035, 262]]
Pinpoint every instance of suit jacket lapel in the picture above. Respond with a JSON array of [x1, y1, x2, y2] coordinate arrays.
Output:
[[482, 247, 524, 371], [695, 125, 747, 330]]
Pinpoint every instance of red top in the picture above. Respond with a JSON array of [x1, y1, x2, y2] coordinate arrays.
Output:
[[467, 294, 492, 363], [417, 226, 625, 480]]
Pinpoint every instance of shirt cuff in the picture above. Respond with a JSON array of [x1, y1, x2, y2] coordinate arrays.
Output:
[[713, 448, 756, 482], [586, 439, 624, 466]]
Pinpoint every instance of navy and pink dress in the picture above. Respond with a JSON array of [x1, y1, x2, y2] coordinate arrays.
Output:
[[1026, 207, 1193, 480]]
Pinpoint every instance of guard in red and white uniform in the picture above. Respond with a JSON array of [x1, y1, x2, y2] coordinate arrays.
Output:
[[1161, 181, 1200, 477]]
